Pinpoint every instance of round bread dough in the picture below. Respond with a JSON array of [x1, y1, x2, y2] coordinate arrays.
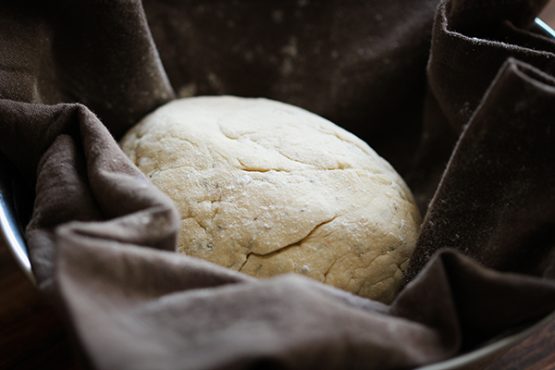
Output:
[[120, 96, 420, 302]]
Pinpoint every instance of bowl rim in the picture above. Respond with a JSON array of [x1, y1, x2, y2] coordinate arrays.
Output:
[[414, 310, 555, 370], [0, 159, 34, 284]]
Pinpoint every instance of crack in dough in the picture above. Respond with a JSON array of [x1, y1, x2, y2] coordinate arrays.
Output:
[[243, 215, 338, 261], [120, 96, 421, 303]]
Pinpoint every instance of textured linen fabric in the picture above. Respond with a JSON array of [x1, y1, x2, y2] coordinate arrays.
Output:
[[0, 0, 554, 369]]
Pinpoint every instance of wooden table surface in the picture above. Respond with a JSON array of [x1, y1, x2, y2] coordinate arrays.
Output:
[[2, 4, 555, 370]]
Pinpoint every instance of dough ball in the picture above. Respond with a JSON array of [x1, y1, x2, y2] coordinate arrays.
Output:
[[120, 96, 420, 302]]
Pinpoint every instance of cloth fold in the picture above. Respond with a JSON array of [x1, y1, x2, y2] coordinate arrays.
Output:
[[0, 0, 174, 137], [406, 58, 555, 282], [55, 242, 555, 370], [409, 0, 555, 208], [0, 100, 179, 289], [0, 0, 554, 369]]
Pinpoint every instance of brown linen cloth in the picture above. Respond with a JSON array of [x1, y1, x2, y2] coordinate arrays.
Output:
[[0, 0, 555, 369]]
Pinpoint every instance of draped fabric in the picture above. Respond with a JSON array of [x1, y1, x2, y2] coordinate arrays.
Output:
[[0, 1, 554, 369]]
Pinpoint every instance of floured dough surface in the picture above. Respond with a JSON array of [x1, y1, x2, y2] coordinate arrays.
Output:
[[121, 96, 420, 302]]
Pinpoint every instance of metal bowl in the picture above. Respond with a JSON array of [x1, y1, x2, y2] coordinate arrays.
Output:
[[1, 17, 554, 369], [0, 156, 34, 284]]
